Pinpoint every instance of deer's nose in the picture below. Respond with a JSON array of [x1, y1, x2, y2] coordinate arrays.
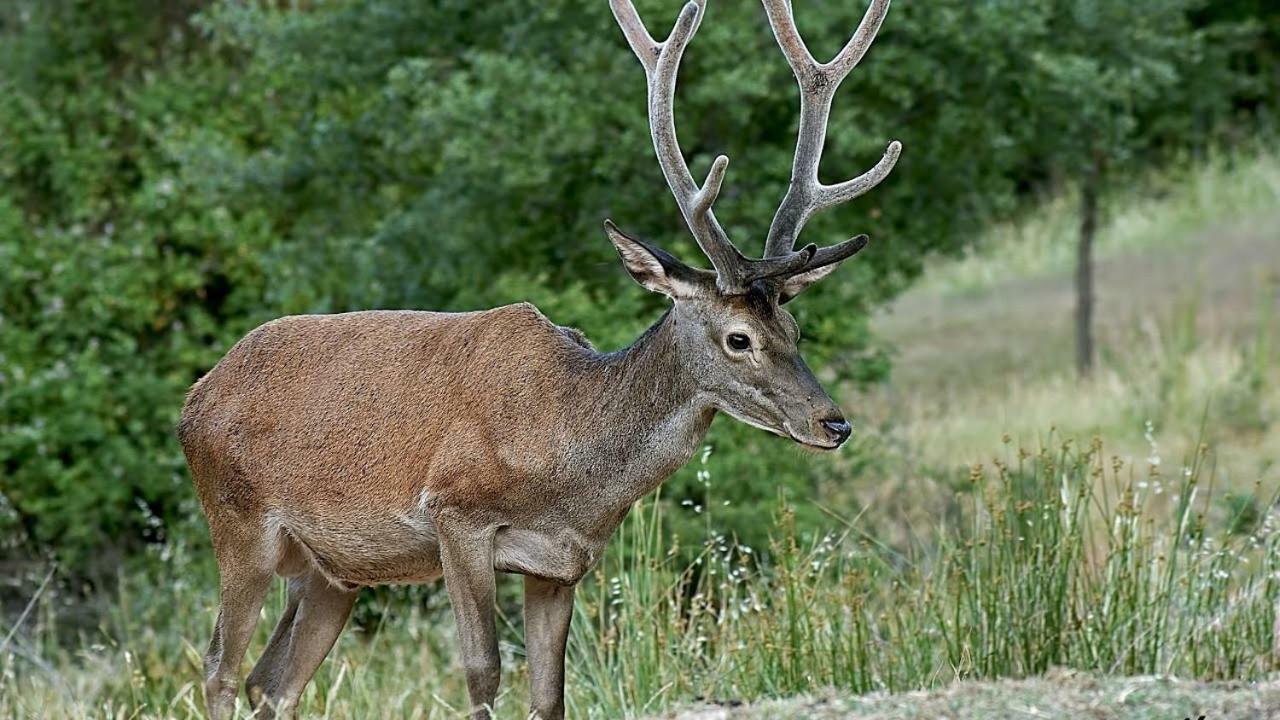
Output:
[[820, 417, 852, 445]]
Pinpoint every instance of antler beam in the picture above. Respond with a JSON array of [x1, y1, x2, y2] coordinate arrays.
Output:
[[610, 0, 743, 291], [762, 0, 901, 259]]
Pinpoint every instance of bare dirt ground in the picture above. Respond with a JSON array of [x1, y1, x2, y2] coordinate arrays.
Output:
[[652, 671, 1280, 719]]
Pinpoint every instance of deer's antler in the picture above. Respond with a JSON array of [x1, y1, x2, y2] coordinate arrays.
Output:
[[761, 0, 901, 262], [611, 0, 817, 293], [611, 0, 899, 292]]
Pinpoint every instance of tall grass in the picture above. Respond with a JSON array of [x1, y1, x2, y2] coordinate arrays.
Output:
[[1, 432, 1276, 718], [569, 437, 1280, 717]]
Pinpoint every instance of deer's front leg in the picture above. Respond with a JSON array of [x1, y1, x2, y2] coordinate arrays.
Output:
[[523, 575, 576, 720], [439, 528, 501, 719]]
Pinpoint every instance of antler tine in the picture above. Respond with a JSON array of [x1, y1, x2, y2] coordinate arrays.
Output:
[[610, 0, 660, 73], [831, 0, 892, 77], [809, 233, 870, 269], [691, 154, 728, 219], [740, 242, 818, 282], [762, 0, 901, 259], [759, 0, 816, 74], [611, 0, 753, 292]]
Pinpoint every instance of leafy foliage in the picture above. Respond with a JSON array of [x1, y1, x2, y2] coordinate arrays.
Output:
[[0, 0, 1270, 575], [0, 0, 275, 571]]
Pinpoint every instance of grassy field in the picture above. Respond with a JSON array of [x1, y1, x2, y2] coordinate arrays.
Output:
[[849, 147, 1280, 538], [2, 149, 1278, 718]]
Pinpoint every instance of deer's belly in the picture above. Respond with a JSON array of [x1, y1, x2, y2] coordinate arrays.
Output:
[[275, 489, 615, 587], [274, 506, 444, 586]]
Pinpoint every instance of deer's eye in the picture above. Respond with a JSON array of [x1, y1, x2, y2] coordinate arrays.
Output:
[[726, 333, 752, 352]]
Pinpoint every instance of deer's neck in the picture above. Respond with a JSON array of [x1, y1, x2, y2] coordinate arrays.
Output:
[[579, 309, 714, 501]]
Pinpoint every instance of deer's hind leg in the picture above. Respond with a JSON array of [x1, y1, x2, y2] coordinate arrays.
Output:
[[248, 569, 358, 719], [204, 524, 277, 720], [245, 574, 305, 713]]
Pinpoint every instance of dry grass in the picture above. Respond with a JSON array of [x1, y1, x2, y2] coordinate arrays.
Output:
[[8, 437, 1280, 719]]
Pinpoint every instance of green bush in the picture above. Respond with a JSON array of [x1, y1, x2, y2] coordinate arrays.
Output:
[[0, 0, 1270, 576]]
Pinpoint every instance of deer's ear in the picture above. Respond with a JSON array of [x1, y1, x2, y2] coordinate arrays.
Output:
[[604, 220, 712, 299], [777, 262, 841, 304]]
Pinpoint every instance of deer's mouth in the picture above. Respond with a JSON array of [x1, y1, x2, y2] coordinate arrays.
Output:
[[791, 436, 841, 452], [783, 422, 842, 451]]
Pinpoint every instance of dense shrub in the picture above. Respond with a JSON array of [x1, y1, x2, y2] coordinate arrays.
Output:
[[0, 0, 1268, 577]]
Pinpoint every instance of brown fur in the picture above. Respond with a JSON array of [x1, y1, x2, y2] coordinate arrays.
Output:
[[183, 304, 725, 718], [182, 305, 677, 583]]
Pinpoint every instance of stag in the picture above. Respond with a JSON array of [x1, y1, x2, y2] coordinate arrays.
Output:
[[179, 0, 899, 717]]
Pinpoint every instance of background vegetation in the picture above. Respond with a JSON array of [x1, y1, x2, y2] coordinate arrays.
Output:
[[0, 0, 1277, 717]]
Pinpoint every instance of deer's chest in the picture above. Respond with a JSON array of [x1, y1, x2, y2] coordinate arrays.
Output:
[[423, 403, 710, 584]]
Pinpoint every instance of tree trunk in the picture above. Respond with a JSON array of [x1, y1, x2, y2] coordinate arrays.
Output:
[[1075, 160, 1100, 376]]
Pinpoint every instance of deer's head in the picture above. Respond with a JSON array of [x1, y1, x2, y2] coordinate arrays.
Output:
[[606, 0, 900, 451]]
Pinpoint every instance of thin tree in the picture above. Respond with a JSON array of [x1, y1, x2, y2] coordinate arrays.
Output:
[[1031, 0, 1214, 377], [1076, 154, 1101, 375]]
